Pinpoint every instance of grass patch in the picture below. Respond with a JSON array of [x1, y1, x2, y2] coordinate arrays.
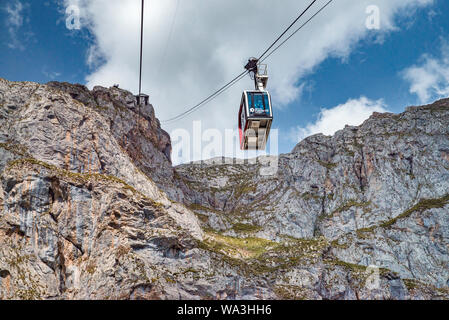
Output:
[[232, 223, 261, 234], [194, 212, 209, 224], [403, 279, 421, 291], [331, 259, 367, 272], [86, 262, 96, 274], [233, 182, 257, 199], [197, 234, 331, 277], [207, 233, 275, 258], [380, 195, 449, 228], [6, 158, 163, 209], [181, 268, 200, 275], [355, 227, 376, 240], [317, 160, 337, 170], [330, 238, 351, 249], [274, 285, 307, 300], [301, 192, 321, 201], [188, 203, 215, 212], [94, 105, 109, 112], [0, 142, 30, 157]]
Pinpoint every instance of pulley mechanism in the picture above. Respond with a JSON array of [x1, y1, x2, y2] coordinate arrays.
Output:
[[245, 58, 269, 91]]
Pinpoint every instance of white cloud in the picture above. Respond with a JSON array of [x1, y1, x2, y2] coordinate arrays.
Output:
[[42, 66, 62, 80], [290, 97, 388, 143], [5, 0, 25, 50], [61, 0, 433, 161], [402, 41, 449, 103]]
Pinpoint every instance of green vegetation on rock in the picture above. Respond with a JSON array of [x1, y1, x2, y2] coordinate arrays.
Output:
[[232, 223, 261, 233], [0, 142, 30, 157], [380, 195, 449, 228]]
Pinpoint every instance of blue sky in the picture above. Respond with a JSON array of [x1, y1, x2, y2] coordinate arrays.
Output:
[[0, 1, 91, 84], [294, 4, 448, 113], [1, 0, 448, 162]]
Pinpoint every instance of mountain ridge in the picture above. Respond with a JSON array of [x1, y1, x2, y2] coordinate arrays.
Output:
[[0, 78, 448, 300]]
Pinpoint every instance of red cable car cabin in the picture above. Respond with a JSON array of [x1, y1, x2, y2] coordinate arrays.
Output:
[[238, 90, 273, 150]]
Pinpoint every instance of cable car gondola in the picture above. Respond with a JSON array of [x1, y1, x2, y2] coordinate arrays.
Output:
[[238, 58, 273, 150]]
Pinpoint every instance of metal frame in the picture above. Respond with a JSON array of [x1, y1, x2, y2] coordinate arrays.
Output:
[[242, 90, 273, 119], [240, 58, 274, 150], [239, 90, 273, 150]]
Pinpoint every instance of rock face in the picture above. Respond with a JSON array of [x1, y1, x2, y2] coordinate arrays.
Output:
[[1, 78, 449, 300]]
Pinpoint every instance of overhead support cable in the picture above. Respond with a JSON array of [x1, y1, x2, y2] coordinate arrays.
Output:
[[155, 0, 181, 80], [162, 70, 248, 124], [260, 0, 334, 64], [161, 0, 333, 124], [139, 0, 145, 96], [257, 0, 318, 61]]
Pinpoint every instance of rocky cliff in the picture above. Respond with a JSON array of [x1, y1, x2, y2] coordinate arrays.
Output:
[[0, 78, 448, 300]]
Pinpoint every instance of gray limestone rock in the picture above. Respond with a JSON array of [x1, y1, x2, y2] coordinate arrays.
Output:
[[1, 78, 448, 300]]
